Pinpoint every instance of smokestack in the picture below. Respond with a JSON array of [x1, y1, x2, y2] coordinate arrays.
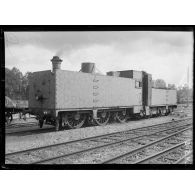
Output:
[[81, 62, 95, 73], [51, 56, 62, 72]]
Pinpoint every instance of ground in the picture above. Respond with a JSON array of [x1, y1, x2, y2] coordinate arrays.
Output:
[[5, 103, 193, 154]]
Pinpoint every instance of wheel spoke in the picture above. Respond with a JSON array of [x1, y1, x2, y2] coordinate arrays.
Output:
[[94, 111, 110, 126], [116, 109, 127, 123], [67, 113, 86, 129]]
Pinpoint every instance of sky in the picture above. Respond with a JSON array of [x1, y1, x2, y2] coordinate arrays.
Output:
[[5, 31, 193, 88]]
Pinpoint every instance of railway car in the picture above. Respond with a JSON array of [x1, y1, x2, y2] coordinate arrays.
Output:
[[29, 56, 177, 130], [5, 96, 29, 124], [5, 96, 16, 123]]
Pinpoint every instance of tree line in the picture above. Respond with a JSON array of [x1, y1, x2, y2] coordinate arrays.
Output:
[[177, 84, 193, 104], [5, 67, 32, 100], [5, 67, 193, 103]]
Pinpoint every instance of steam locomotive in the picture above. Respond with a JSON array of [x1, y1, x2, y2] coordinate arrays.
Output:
[[29, 56, 177, 130]]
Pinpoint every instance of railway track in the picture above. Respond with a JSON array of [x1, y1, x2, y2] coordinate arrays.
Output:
[[131, 140, 192, 164], [174, 151, 193, 164], [101, 127, 192, 164], [5, 118, 192, 164]]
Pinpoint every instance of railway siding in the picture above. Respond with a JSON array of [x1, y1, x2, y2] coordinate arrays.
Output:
[[6, 116, 191, 153], [5, 119, 192, 164]]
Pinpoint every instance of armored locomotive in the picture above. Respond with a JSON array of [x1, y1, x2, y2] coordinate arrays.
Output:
[[29, 56, 177, 130]]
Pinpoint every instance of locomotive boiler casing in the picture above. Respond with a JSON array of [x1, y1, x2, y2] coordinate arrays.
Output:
[[56, 70, 142, 109]]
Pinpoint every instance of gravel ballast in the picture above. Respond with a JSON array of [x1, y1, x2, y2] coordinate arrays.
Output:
[[6, 115, 190, 154]]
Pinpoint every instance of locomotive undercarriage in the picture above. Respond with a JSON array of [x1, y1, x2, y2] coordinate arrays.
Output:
[[37, 105, 176, 130], [40, 108, 132, 130]]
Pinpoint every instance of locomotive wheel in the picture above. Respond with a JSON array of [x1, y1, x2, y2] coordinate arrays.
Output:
[[94, 111, 110, 126], [67, 113, 86, 129], [116, 109, 127, 123]]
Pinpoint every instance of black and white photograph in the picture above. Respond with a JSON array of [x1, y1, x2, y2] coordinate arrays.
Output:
[[1, 1, 195, 194], [2, 28, 193, 166]]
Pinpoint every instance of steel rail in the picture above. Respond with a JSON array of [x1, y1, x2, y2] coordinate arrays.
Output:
[[6, 118, 192, 157], [174, 151, 193, 164], [6, 123, 191, 162], [32, 125, 192, 164], [101, 126, 192, 164], [133, 139, 192, 164], [6, 122, 191, 162]]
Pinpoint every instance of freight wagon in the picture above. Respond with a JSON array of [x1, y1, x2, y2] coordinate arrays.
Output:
[[5, 96, 29, 123], [29, 56, 177, 130]]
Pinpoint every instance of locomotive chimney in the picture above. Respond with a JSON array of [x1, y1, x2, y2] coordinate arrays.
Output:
[[51, 56, 62, 72]]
